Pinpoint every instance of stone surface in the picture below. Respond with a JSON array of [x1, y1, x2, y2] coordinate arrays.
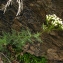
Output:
[[47, 49, 63, 60], [0, 0, 63, 63]]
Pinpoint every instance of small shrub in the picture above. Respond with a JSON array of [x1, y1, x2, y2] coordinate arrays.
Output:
[[0, 29, 42, 51], [17, 53, 47, 63]]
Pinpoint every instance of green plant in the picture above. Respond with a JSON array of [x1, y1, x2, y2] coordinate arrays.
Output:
[[42, 14, 63, 33], [17, 53, 47, 63], [0, 29, 42, 51]]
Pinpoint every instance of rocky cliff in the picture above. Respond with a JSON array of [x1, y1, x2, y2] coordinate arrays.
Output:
[[0, 0, 63, 63]]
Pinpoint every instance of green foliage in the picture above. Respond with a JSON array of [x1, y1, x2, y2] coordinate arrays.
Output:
[[0, 29, 42, 51], [0, 32, 8, 51], [42, 14, 63, 33], [17, 53, 47, 63]]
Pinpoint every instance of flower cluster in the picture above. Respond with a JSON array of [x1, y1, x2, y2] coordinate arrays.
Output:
[[46, 14, 63, 30]]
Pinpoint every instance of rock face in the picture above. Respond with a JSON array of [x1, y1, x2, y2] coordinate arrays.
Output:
[[23, 32, 63, 62], [0, 0, 63, 63]]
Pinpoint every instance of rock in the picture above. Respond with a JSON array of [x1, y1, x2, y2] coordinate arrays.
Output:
[[11, 19, 22, 31], [0, 57, 3, 63], [47, 49, 59, 60], [30, 46, 35, 51], [12, 60, 19, 63], [23, 32, 63, 61], [27, 50, 34, 55], [0, 0, 63, 63]]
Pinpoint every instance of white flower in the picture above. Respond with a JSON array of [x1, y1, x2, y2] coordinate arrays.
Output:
[[61, 25, 63, 30], [46, 14, 63, 26], [46, 14, 52, 21], [51, 21, 57, 26], [58, 21, 63, 24]]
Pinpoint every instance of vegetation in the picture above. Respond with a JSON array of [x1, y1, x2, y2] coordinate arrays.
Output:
[[0, 14, 63, 63], [17, 53, 47, 63], [0, 29, 42, 51], [0, 0, 63, 63], [0, 29, 45, 63], [42, 14, 63, 33]]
